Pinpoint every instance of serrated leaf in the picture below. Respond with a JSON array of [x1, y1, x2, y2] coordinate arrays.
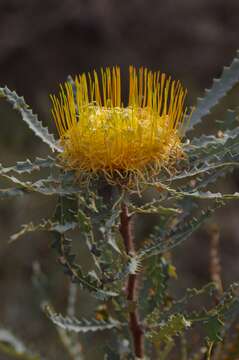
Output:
[[32, 174, 82, 196], [169, 161, 238, 184], [10, 219, 78, 242], [56, 232, 118, 300], [162, 283, 217, 323], [187, 120, 239, 161], [45, 306, 122, 333], [0, 156, 56, 175], [169, 188, 239, 201], [128, 199, 181, 215], [186, 50, 239, 132], [140, 207, 218, 259], [146, 314, 191, 342], [0, 171, 82, 196], [188, 283, 239, 343], [53, 196, 119, 300], [0, 172, 34, 191], [0, 86, 61, 152], [171, 122, 239, 186], [168, 128, 239, 192]]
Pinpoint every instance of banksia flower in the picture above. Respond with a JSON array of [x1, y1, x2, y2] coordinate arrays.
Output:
[[51, 67, 188, 186]]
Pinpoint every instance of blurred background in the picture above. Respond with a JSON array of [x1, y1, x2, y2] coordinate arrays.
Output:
[[1, 0, 239, 358]]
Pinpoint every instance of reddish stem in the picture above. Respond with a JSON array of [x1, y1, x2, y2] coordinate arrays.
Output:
[[120, 202, 144, 358]]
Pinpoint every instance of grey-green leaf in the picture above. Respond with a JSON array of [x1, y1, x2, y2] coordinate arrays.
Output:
[[45, 306, 122, 333], [0, 86, 61, 152], [0, 156, 56, 175], [186, 50, 239, 132], [140, 207, 217, 259]]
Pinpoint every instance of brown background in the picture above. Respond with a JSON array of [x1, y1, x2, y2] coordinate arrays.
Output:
[[0, 1, 239, 359]]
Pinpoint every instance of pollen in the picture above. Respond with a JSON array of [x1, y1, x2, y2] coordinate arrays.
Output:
[[50, 66, 187, 184]]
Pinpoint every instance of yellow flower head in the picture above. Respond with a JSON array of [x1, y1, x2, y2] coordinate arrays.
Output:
[[51, 66, 187, 185]]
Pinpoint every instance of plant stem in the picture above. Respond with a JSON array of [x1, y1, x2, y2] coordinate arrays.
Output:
[[120, 202, 144, 358]]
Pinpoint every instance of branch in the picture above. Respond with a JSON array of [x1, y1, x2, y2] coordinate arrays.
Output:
[[119, 202, 144, 358]]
